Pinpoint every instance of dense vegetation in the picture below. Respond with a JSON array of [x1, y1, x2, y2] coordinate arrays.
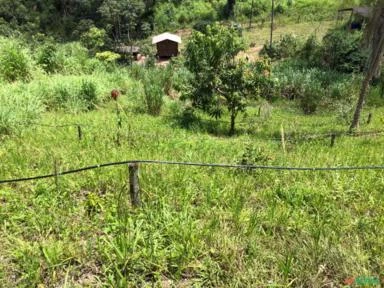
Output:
[[1, 0, 384, 287], [0, 0, 373, 44]]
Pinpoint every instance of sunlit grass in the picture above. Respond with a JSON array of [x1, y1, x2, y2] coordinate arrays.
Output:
[[1, 85, 384, 286]]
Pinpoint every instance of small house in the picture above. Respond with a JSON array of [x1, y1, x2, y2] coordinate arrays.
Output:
[[152, 32, 181, 58]]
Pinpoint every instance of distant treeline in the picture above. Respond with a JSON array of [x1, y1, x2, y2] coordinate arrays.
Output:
[[0, 0, 362, 44]]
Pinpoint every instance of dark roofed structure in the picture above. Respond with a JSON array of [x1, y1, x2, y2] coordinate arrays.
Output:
[[338, 6, 374, 30], [152, 32, 181, 58], [115, 45, 140, 60], [338, 6, 373, 18]]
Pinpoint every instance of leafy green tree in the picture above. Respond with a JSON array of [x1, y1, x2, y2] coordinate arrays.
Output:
[[185, 23, 270, 134], [80, 26, 106, 53], [216, 60, 263, 135], [184, 23, 244, 113], [98, 0, 145, 44]]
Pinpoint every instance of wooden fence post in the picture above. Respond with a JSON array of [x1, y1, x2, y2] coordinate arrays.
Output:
[[77, 125, 82, 141], [129, 163, 140, 207], [280, 125, 286, 154], [367, 112, 372, 124], [54, 159, 59, 193], [330, 133, 336, 147]]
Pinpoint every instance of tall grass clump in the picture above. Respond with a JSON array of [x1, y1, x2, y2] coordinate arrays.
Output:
[[275, 61, 358, 114], [142, 69, 164, 116], [0, 87, 43, 135], [36, 43, 60, 74], [0, 38, 32, 82], [79, 80, 98, 110], [55, 42, 105, 75]]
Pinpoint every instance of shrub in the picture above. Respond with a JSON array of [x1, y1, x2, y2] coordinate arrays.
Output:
[[55, 42, 93, 74], [274, 61, 356, 114], [320, 28, 367, 73], [37, 43, 59, 74], [79, 80, 98, 110], [300, 34, 321, 63], [260, 34, 301, 60], [0, 39, 32, 82], [80, 27, 106, 53], [129, 64, 146, 80], [95, 51, 121, 63]]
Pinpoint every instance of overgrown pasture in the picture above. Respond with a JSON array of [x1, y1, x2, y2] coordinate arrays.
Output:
[[1, 72, 383, 286]]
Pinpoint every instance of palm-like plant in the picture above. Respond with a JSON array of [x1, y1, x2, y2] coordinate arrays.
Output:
[[350, 2, 384, 131]]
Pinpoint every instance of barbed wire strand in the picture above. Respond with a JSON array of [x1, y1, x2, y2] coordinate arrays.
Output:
[[1, 160, 384, 185]]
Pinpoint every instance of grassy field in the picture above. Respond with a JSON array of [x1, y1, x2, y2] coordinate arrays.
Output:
[[176, 20, 337, 60], [243, 20, 336, 46], [1, 67, 384, 287]]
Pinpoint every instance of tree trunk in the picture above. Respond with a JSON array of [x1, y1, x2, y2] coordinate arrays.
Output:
[[229, 110, 237, 136], [224, 0, 236, 19], [349, 74, 371, 131], [350, 6, 384, 132], [248, 0, 254, 29], [270, 0, 275, 48]]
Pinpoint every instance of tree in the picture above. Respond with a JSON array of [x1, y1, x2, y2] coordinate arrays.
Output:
[[224, 0, 236, 19], [98, 0, 145, 44], [184, 23, 270, 134], [80, 26, 106, 53], [350, 3, 384, 131], [216, 60, 263, 135]]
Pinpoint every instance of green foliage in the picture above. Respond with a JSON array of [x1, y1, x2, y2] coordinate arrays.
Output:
[[98, 0, 145, 42], [184, 23, 244, 112], [184, 23, 275, 133], [55, 42, 104, 75], [79, 80, 98, 110], [155, 1, 219, 32], [95, 51, 121, 63], [320, 28, 368, 73], [80, 26, 106, 53], [37, 43, 59, 74], [142, 69, 164, 116], [275, 61, 359, 114], [300, 34, 321, 63], [0, 38, 31, 82], [0, 86, 43, 135], [260, 34, 302, 60], [1, 59, 384, 286]]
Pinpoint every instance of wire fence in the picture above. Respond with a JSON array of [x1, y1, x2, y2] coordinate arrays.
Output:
[[16, 118, 384, 144], [1, 159, 384, 185]]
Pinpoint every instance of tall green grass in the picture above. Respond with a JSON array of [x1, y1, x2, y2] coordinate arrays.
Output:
[[0, 89, 383, 286]]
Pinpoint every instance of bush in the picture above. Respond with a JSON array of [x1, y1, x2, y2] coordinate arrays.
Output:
[[55, 42, 100, 74], [320, 28, 367, 73], [300, 34, 321, 63], [80, 27, 106, 53], [0, 39, 32, 82], [79, 80, 98, 110], [95, 51, 121, 63], [260, 34, 301, 60], [274, 61, 356, 114], [37, 43, 59, 74]]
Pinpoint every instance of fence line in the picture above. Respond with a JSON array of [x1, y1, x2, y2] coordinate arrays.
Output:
[[2, 159, 384, 206], [17, 119, 384, 143], [1, 159, 384, 185]]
